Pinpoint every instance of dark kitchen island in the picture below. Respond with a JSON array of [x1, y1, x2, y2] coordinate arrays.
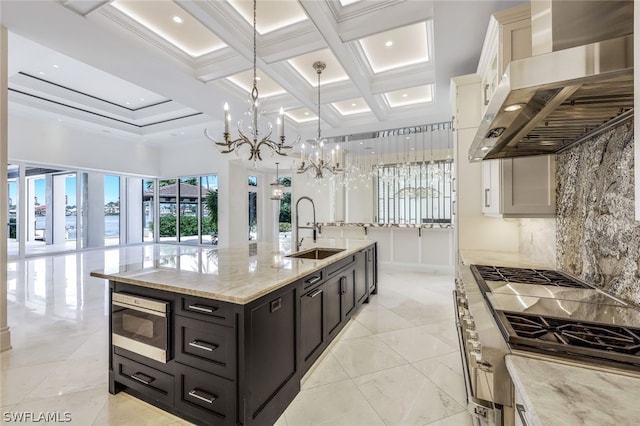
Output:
[[91, 239, 377, 426]]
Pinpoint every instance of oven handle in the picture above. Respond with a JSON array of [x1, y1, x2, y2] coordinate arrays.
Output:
[[112, 301, 167, 318]]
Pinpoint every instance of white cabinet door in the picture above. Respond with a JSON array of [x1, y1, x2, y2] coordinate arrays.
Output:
[[481, 156, 555, 218]]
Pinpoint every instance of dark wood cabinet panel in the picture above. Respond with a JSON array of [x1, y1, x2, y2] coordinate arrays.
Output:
[[355, 250, 368, 305], [113, 354, 174, 406], [342, 269, 356, 319], [174, 315, 235, 380], [246, 286, 298, 423], [174, 363, 235, 426], [300, 284, 325, 374], [325, 273, 343, 340], [178, 295, 235, 327], [367, 245, 377, 294]]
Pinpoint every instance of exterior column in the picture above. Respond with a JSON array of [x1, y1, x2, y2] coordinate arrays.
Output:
[[1, 25, 12, 352]]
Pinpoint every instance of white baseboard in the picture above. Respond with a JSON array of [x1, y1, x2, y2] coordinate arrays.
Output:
[[379, 261, 454, 275]]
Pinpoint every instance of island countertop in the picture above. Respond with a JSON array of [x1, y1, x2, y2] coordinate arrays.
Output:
[[90, 238, 373, 305]]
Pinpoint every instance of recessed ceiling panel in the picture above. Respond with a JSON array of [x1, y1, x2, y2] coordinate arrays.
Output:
[[16, 49, 167, 108], [331, 98, 371, 116], [339, 0, 363, 6], [384, 85, 433, 108], [227, 70, 287, 98], [285, 107, 317, 123], [287, 49, 349, 87], [227, 0, 308, 35], [111, 0, 226, 58], [359, 22, 429, 73]]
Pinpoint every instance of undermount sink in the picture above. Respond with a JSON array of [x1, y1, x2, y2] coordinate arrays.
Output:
[[286, 248, 345, 260]]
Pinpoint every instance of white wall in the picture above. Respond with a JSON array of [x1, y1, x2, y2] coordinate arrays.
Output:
[[8, 113, 160, 176], [86, 172, 105, 248]]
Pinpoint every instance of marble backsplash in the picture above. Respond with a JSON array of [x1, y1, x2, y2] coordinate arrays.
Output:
[[556, 120, 640, 306]]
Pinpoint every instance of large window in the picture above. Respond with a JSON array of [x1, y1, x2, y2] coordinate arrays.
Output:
[[278, 176, 291, 241], [104, 175, 120, 246], [248, 175, 258, 241], [158, 179, 177, 242], [179, 177, 199, 244], [200, 175, 218, 245], [143, 179, 154, 242], [376, 160, 453, 224]]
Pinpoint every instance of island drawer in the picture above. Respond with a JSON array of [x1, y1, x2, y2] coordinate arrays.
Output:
[[178, 296, 234, 327], [174, 315, 236, 380], [175, 363, 236, 426], [324, 254, 356, 278], [113, 354, 174, 406]]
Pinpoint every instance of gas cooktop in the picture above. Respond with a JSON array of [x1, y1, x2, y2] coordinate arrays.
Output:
[[496, 311, 640, 369], [471, 265, 592, 291]]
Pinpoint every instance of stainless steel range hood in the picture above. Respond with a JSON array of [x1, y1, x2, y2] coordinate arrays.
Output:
[[469, 1, 633, 161]]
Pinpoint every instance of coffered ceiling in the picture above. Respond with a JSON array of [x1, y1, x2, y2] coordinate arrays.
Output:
[[0, 0, 526, 149]]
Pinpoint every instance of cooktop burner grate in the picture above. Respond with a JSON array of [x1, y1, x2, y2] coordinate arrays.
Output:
[[472, 265, 591, 288], [503, 312, 640, 356]]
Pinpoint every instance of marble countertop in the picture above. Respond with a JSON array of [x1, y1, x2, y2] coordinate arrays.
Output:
[[90, 238, 373, 305], [459, 249, 556, 269], [506, 354, 640, 426]]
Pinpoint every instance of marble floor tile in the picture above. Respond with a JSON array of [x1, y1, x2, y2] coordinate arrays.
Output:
[[426, 410, 474, 426], [353, 306, 415, 334], [413, 352, 467, 406], [353, 364, 465, 426], [331, 335, 407, 378], [376, 326, 458, 363], [282, 379, 384, 426], [6, 387, 108, 425], [336, 318, 372, 340], [0, 362, 60, 406], [421, 318, 460, 349], [302, 352, 349, 390], [92, 393, 184, 426]]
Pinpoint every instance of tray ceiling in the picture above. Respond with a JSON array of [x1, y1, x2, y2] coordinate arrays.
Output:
[[0, 0, 527, 148]]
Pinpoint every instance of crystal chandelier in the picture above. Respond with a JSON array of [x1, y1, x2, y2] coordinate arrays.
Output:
[[297, 61, 343, 179], [204, 0, 294, 163], [270, 162, 283, 201]]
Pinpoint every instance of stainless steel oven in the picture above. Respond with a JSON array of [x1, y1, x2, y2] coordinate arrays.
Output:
[[112, 292, 170, 363]]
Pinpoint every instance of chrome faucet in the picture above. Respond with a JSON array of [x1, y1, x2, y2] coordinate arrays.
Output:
[[295, 196, 317, 251]]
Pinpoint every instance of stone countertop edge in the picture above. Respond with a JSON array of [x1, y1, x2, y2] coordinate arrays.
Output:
[[90, 239, 373, 305], [505, 354, 640, 426]]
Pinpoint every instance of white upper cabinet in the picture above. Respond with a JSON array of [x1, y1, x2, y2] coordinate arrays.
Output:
[[482, 156, 556, 218], [477, 4, 532, 114], [475, 4, 554, 218]]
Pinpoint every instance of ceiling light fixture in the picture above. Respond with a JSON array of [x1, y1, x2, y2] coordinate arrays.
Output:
[[172, 16, 183, 24], [52, 64, 59, 69], [385, 40, 393, 47], [504, 103, 525, 112], [205, 0, 295, 163], [402, 93, 408, 98], [297, 61, 343, 179]]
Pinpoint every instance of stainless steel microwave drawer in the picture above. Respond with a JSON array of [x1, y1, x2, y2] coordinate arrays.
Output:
[[174, 315, 236, 380], [174, 363, 236, 426], [178, 296, 235, 327], [113, 354, 174, 406]]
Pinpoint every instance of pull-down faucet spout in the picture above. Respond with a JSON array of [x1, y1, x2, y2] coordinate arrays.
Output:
[[295, 196, 317, 251]]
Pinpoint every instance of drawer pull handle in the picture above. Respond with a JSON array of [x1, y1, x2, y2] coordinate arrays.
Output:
[[130, 372, 154, 385], [188, 340, 218, 352], [189, 389, 217, 404], [305, 276, 322, 285], [307, 288, 323, 298], [188, 304, 216, 313], [516, 403, 529, 426]]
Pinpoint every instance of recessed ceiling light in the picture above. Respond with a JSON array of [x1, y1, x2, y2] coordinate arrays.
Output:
[[385, 40, 393, 47], [140, 98, 145, 102], [304, 112, 309, 115], [255, 76, 261, 81], [351, 103, 356, 107], [52, 64, 59, 69], [402, 93, 408, 98], [480, 146, 490, 151], [39, 71, 45, 75], [172, 16, 183, 24], [504, 103, 525, 112]]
